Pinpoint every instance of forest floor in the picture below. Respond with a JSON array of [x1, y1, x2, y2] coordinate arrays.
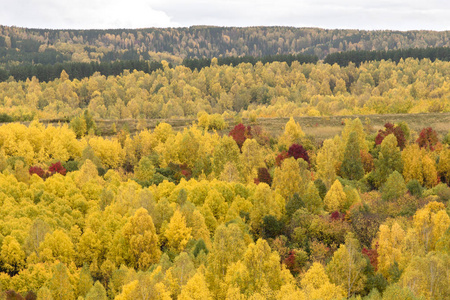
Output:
[[33, 112, 450, 141]]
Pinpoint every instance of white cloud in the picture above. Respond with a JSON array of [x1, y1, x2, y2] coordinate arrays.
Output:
[[1, 0, 179, 29], [0, 0, 448, 30]]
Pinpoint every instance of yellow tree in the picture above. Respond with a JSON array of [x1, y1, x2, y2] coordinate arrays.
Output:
[[249, 183, 284, 235], [240, 138, 265, 183], [438, 147, 450, 184], [85, 281, 107, 300], [179, 268, 212, 300], [76, 228, 102, 267], [326, 233, 367, 297], [273, 157, 310, 200], [323, 179, 347, 212], [0, 236, 25, 275], [123, 208, 161, 270], [413, 201, 450, 252], [212, 135, 241, 178], [164, 210, 192, 253], [316, 137, 341, 188], [421, 152, 438, 188], [340, 118, 368, 154], [49, 262, 75, 300], [300, 262, 346, 300], [400, 251, 450, 299], [206, 223, 250, 299], [38, 230, 75, 265], [225, 239, 293, 298], [278, 117, 305, 149], [373, 134, 403, 188], [376, 222, 405, 279]]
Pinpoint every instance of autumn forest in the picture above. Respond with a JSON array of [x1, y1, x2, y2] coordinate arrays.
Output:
[[0, 25, 449, 300]]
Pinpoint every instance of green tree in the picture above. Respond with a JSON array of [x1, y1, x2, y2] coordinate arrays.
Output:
[[372, 134, 403, 188], [85, 281, 107, 300], [77, 264, 93, 298], [382, 171, 407, 201], [341, 131, 364, 180]]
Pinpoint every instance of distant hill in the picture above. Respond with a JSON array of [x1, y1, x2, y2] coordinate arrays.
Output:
[[1, 25, 449, 68]]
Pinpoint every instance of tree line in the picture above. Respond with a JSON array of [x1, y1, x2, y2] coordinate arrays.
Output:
[[182, 53, 318, 71], [324, 46, 450, 66], [2, 46, 448, 83], [0, 60, 164, 82]]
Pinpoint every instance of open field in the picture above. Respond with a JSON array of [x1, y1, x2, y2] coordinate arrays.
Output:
[[84, 112, 450, 141]]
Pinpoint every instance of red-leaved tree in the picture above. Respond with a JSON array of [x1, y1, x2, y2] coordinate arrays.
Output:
[[417, 127, 439, 150], [29, 166, 49, 179], [255, 167, 272, 186], [362, 246, 378, 271], [288, 143, 310, 163], [229, 123, 252, 149], [275, 151, 289, 167], [375, 123, 406, 149], [49, 162, 67, 176]]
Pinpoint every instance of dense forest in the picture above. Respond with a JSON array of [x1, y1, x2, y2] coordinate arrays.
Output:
[[324, 47, 450, 67], [0, 24, 450, 300], [0, 117, 449, 299], [1, 25, 449, 67], [0, 58, 448, 121]]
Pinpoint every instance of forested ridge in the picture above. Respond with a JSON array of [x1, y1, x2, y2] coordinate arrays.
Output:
[[0, 116, 449, 299], [1, 25, 449, 67]]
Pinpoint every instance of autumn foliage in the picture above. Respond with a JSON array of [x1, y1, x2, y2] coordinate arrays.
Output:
[[287, 143, 310, 164], [416, 127, 439, 150], [229, 123, 252, 149], [29, 162, 66, 179], [375, 122, 406, 149], [0, 115, 449, 299]]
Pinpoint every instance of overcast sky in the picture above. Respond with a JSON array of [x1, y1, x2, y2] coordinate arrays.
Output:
[[1, 0, 449, 31]]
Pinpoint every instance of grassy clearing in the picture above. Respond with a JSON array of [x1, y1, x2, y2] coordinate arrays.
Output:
[[32, 112, 450, 142]]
